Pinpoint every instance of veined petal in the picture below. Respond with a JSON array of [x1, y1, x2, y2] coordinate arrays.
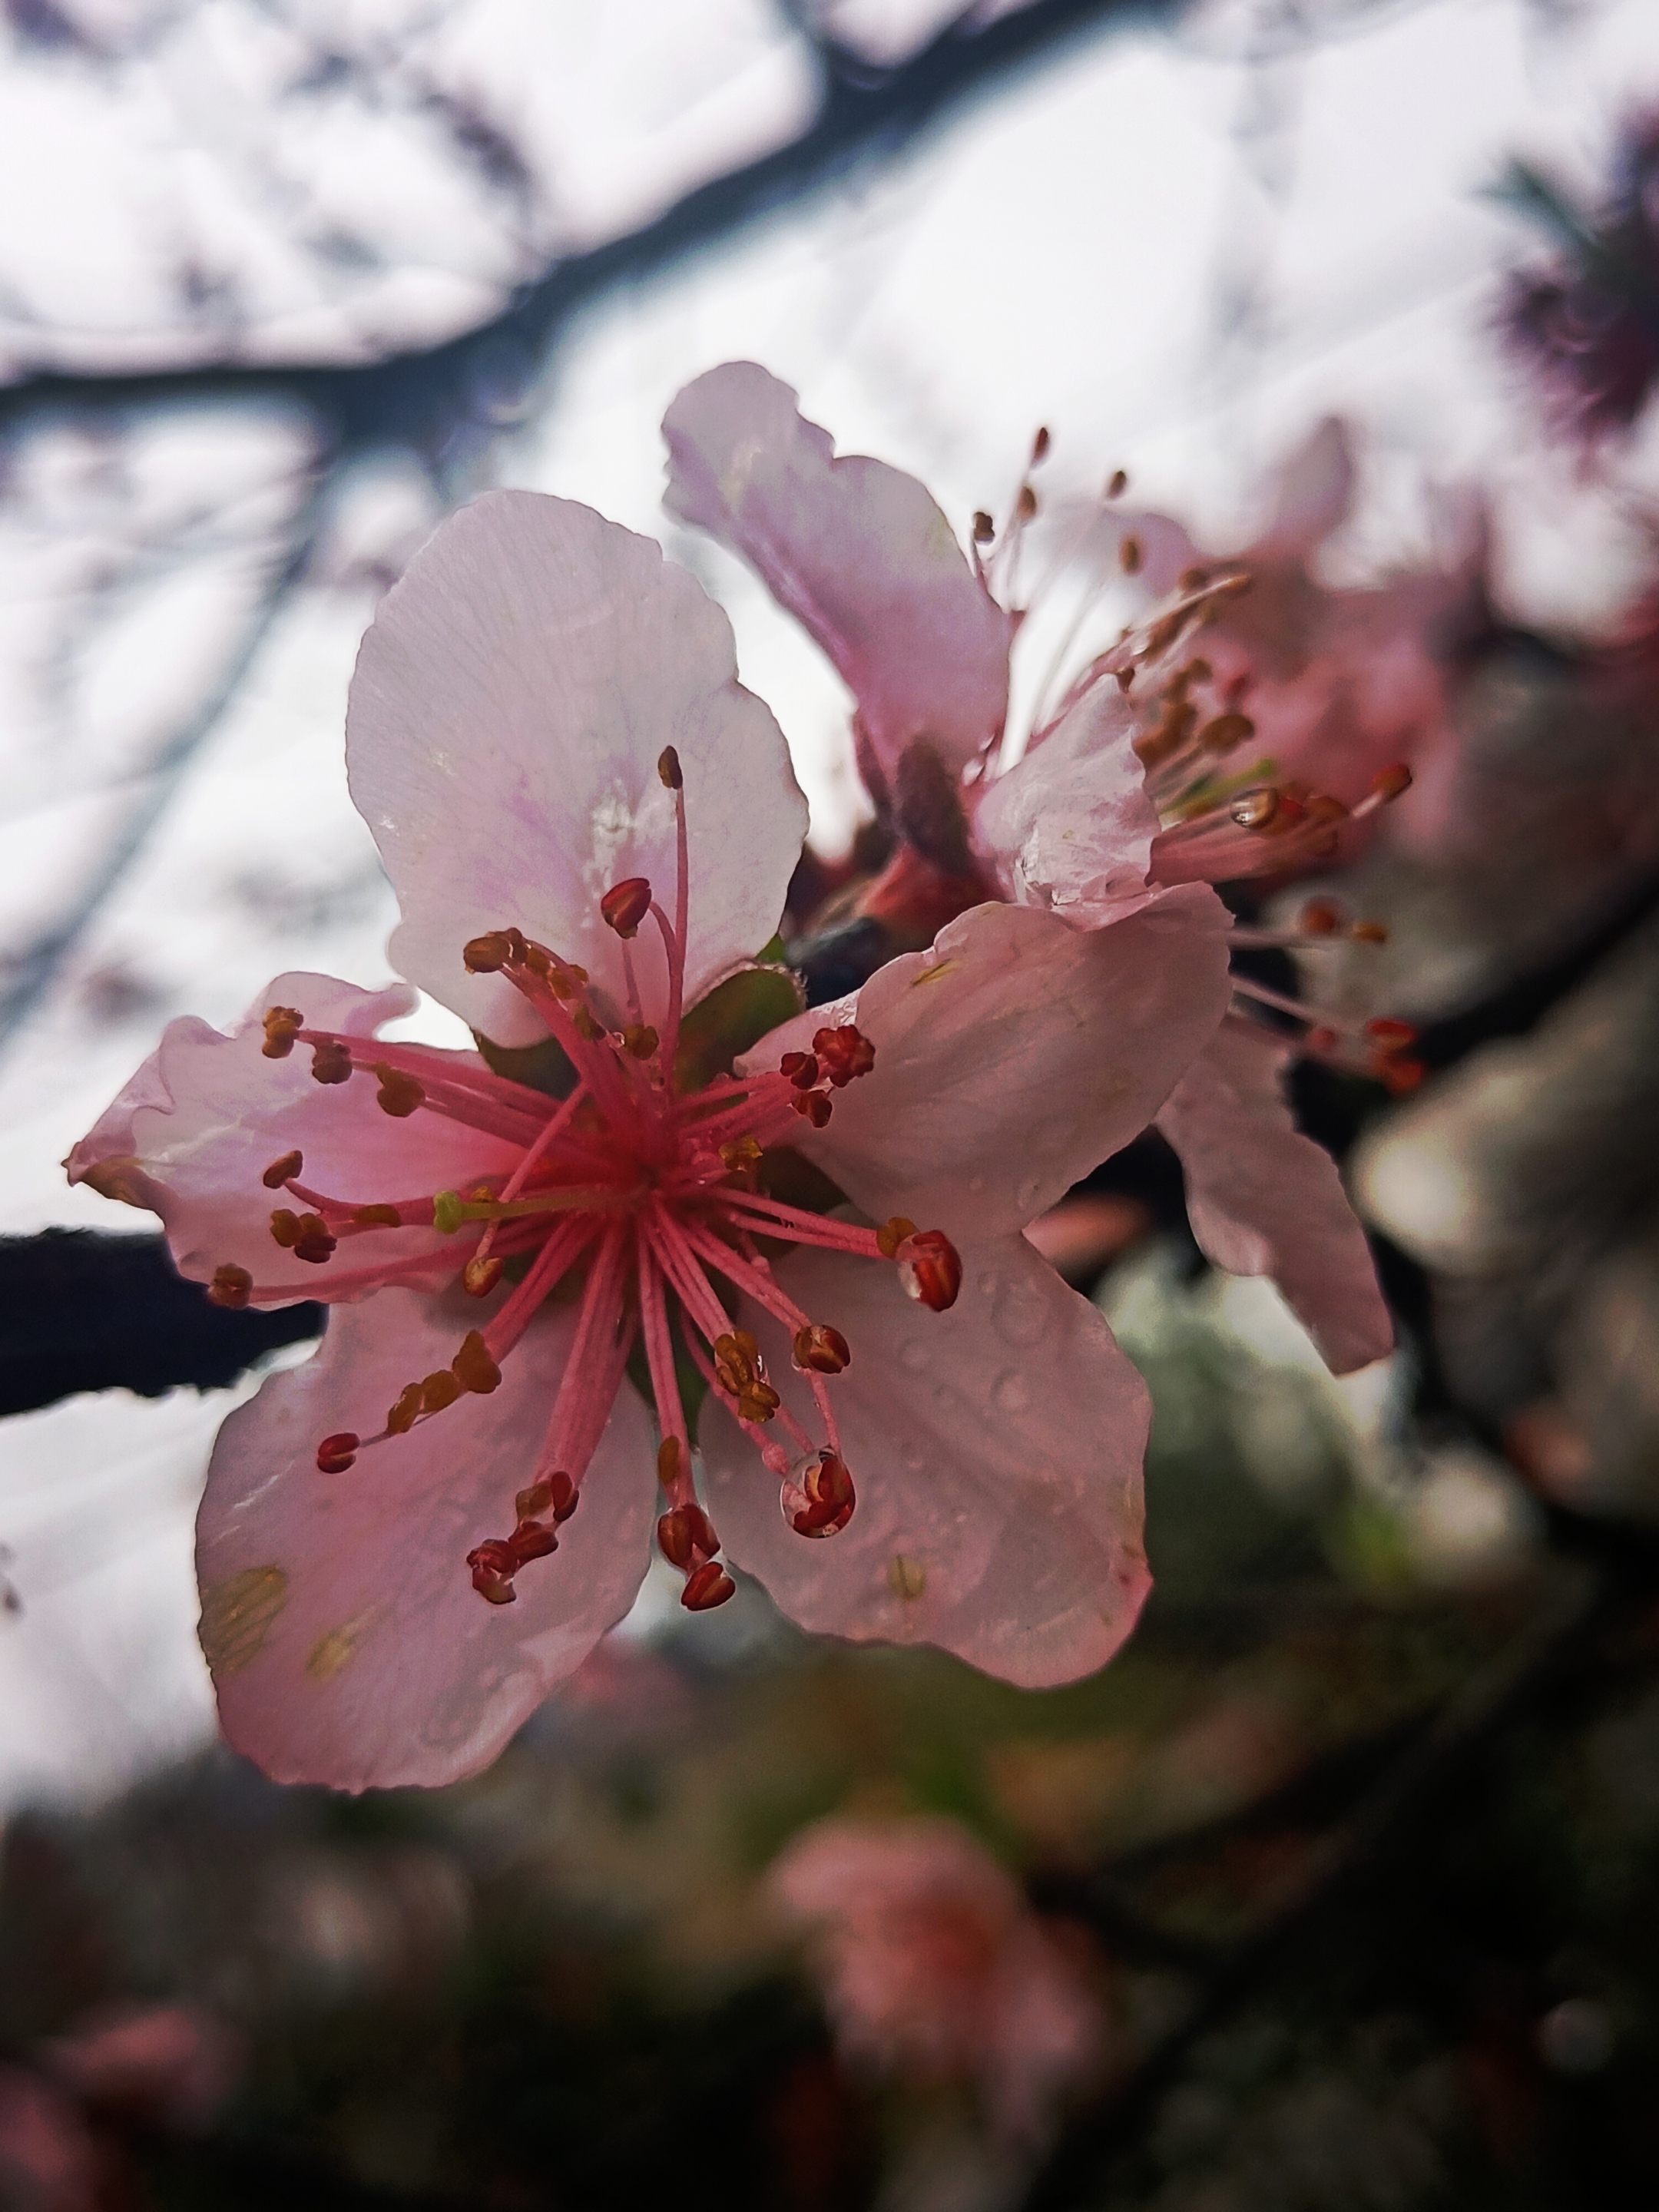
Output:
[[346, 491, 806, 1042], [663, 363, 1012, 790], [67, 973, 517, 1305], [197, 1286, 656, 1790], [745, 891, 1232, 1241], [974, 680, 1163, 927], [1155, 1021, 1392, 1374], [704, 1236, 1151, 1689]]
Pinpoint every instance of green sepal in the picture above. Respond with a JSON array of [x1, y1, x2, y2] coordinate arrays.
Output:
[[674, 962, 803, 1095], [472, 1030, 579, 1099]]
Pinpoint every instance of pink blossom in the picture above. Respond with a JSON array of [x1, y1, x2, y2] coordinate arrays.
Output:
[[770, 1815, 1102, 2144], [70, 491, 1235, 1790], [663, 368, 1394, 1373]]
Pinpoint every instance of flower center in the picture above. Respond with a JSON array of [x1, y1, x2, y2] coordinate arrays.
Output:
[[216, 747, 961, 1615]]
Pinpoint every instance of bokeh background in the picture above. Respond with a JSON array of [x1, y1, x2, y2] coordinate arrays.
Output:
[[5, 2, 1659, 2205]]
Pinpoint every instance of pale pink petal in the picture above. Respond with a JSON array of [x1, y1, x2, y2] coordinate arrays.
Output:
[[1257, 417, 1356, 556], [974, 680, 1162, 926], [663, 363, 1012, 789], [744, 891, 1231, 1242], [704, 1235, 1151, 1689], [197, 1286, 657, 1790], [1154, 1022, 1392, 1374], [68, 973, 519, 1304], [346, 491, 806, 1044]]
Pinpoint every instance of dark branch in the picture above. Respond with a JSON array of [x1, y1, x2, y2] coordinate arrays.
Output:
[[0, 1230, 321, 1418]]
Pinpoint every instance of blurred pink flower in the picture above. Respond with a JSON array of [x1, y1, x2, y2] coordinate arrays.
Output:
[[1111, 417, 1488, 821], [770, 1816, 1103, 2144], [71, 491, 1238, 1790], [0, 2004, 238, 2212], [665, 367, 1395, 1370]]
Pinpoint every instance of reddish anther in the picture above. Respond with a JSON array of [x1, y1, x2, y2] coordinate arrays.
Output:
[[508, 1519, 558, 1565], [780, 1051, 820, 1091], [657, 1502, 719, 1570], [316, 1432, 359, 1473], [262, 1149, 303, 1189], [1380, 1057, 1426, 1096], [897, 1230, 962, 1312], [463, 931, 515, 973], [466, 1539, 518, 1605], [1298, 899, 1344, 937], [311, 1041, 353, 1085], [208, 1264, 253, 1310], [1364, 1018, 1417, 1048], [420, 1369, 463, 1414], [260, 1006, 303, 1058], [680, 1561, 737, 1611], [386, 1383, 422, 1435], [600, 877, 653, 939], [452, 1330, 502, 1394], [792, 1323, 850, 1375], [1373, 763, 1413, 800], [657, 745, 683, 790], [374, 1063, 424, 1118], [783, 1451, 856, 1539], [546, 1470, 579, 1522], [462, 1253, 504, 1298], [791, 1090, 833, 1129], [812, 1025, 875, 1087]]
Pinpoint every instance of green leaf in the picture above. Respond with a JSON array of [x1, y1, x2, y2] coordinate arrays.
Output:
[[674, 963, 803, 1095], [472, 1030, 579, 1098]]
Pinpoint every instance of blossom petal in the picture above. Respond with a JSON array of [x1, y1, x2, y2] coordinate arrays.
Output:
[[703, 1234, 1151, 1688], [1154, 1021, 1392, 1373], [197, 1285, 656, 1790], [67, 973, 520, 1306], [663, 363, 1012, 789], [346, 491, 806, 1043], [974, 680, 1163, 926], [1259, 416, 1355, 555], [745, 890, 1231, 1241]]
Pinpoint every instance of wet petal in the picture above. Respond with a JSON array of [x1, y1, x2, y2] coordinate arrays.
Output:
[[704, 1234, 1151, 1688], [746, 890, 1231, 1240], [198, 1286, 656, 1790], [1155, 1021, 1392, 1374], [347, 491, 806, 1042], [975, 680, 1162, 926], [68, 973, 519, 1305], [663, 363, 1012, 790]]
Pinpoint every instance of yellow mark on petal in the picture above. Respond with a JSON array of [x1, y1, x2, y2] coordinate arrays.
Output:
[[306, 1621, 365, 1682], [910, 960, 959, 989], [199, 1566, 287, 1677], [887, 1554, 926, 1602]]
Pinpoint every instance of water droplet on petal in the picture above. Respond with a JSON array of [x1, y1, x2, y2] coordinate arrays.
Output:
[[992, 1369, 1030, 1412], [993, 1279, 1049, 1347]]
